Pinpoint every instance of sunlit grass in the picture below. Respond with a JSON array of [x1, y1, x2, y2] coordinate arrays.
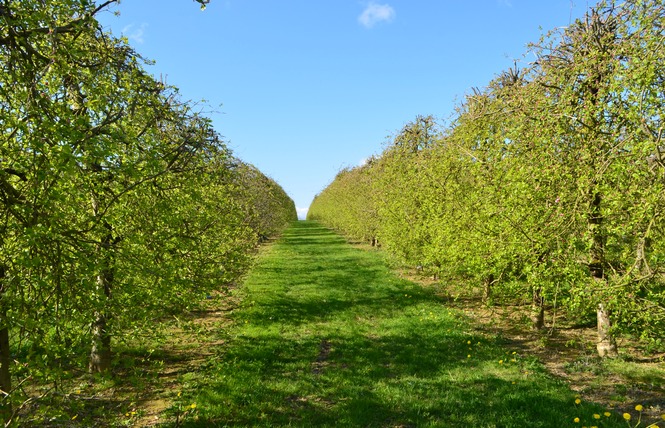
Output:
[[165, 221, 627, 427]]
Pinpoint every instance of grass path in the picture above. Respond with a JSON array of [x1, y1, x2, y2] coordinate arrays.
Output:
[[171, 221, 622, 427]]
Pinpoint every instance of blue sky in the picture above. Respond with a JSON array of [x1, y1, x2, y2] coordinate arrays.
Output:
[[97, 0, 596, 219]]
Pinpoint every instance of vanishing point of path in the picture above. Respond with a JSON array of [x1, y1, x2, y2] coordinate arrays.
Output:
[[174, 221, 620, 427]]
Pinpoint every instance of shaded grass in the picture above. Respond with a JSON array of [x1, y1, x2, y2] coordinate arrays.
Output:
[[11, 288, 240, 427], [401, 260, 665, 425], [166, 221, 626, 427]]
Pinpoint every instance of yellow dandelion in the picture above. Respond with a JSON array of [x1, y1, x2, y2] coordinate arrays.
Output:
[[72, 415, 78, 420], [604, 412, 611, 417], [575, 398, 582, 405], [635, 404, 643, 412], [131, 411, 136, 416], [467, 340, 471, 345], [593, 414, 600, 419], [574, 417, 580, 423], [467, 354, 471, 358], [499, 360, 503, 364], [623, 413, 631, 421], [512, 351, 516, 355], [178, 392, 182, 397], [190, 403, 197, 409]]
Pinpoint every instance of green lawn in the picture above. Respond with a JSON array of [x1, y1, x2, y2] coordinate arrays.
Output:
[[168, 221, 624, 427]]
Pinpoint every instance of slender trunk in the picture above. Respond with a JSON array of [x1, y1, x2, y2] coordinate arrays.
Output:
[[482, 273, 495, 304], [530, 286, 545, 330], [576, 10, 619, 357], [0, 265, 12, 420], [88, 184, 115, 373], [89, 312, 112, 373], [89, 228, 114, 373], [634, 236, 651, 276], [588, 192, 604, 280], [596, 302, 617, 357], [589, 191, 617, 357]]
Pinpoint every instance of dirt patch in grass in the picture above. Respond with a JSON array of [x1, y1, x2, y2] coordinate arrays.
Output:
[[393, 265, 665, 426], [311, 339, 332, 375]]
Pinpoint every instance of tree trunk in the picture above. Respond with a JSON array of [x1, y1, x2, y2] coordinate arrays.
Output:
[[588, 192, 604, 280], [89, 190, 115, 373], [530, 287, 545, 330], [88, 248, 114, 372], [482, 273, 495, 304], [588, 191, 617, 357], [634, 236, 651, 276], [89, 226, 114, 373], [596, 302, 617, 357], [89, 311, 112, 373], [0, 265, 12, 420]]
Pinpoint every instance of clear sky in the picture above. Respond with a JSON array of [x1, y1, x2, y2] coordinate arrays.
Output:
[[97, 0, 597, 219]]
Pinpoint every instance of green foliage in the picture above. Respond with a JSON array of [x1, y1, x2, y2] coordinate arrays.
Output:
[[307, 160, 380, 244], [0, 0, 295, 424], [309, 0, 665, 355], [235, 161, 298, 240]]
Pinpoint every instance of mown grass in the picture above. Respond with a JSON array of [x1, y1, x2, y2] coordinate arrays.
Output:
[[163, 221, 627, 428]]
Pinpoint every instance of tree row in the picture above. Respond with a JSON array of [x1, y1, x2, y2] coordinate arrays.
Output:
[[309, 0, 665, 359], [0, 0, 296, 422]]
